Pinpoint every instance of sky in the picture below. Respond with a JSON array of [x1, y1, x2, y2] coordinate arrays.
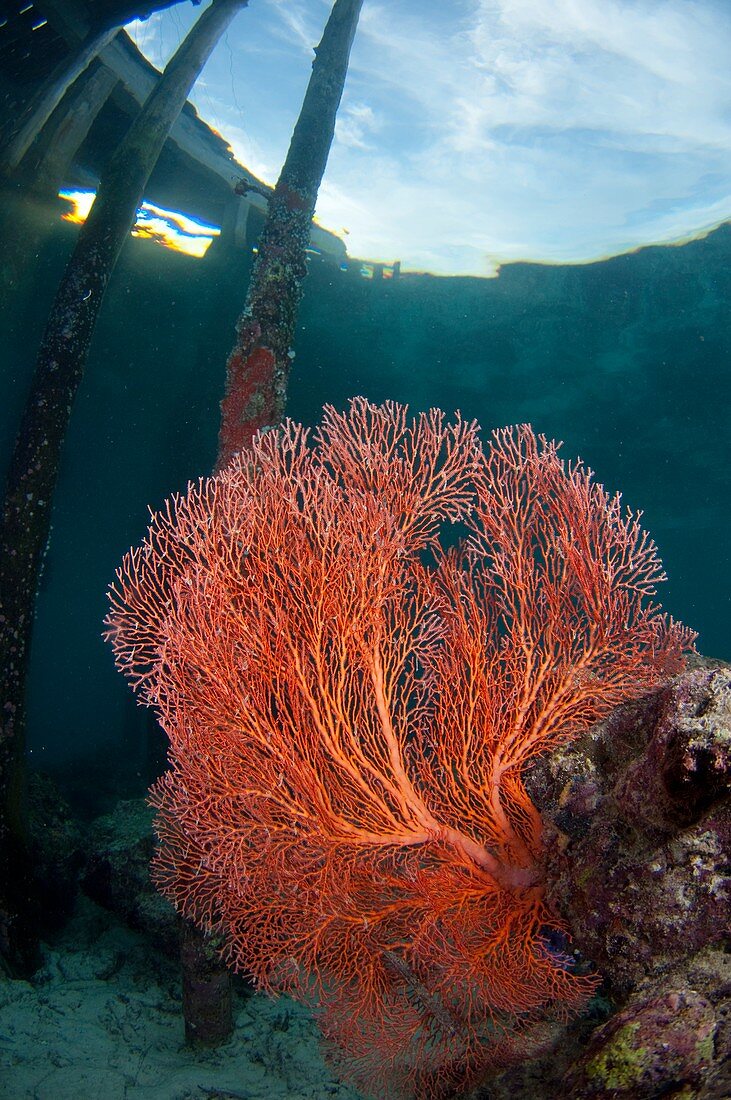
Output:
[[127, 0, 731, 276]]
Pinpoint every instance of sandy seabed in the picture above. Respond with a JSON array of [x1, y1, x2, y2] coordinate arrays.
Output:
[[0, 897, 362, 1100]]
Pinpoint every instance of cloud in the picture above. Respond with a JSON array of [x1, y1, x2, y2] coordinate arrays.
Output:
[[125, 12, 169, 68], [128, 0, 731, 275], [454, 0, 731, 149], [320, 0, 731, 273], [335, 103, 380, 149], [266, 0, 332, 53], [218, 123, 278, 185]]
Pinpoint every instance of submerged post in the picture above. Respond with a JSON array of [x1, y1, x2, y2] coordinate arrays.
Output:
[[0, 0, 249, 977], [217, 0, 365, 468]]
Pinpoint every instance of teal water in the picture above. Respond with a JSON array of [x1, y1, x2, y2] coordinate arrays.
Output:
[[1, 197, 729, 793]]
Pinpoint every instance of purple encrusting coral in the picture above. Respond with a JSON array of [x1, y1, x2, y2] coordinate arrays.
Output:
[[523, 664, 730, 1099]]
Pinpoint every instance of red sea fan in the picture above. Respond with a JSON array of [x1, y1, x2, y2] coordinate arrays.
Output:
[[104, 398, 694, 1099]]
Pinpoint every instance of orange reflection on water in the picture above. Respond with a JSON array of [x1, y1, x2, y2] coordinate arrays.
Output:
[[58, 189, 221, 258]]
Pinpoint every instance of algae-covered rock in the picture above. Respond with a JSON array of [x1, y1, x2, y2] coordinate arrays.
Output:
[[566, 989, 716, 1098], [482, 666, 731, 1099], [82, 797, 178, 956], [537, 667, 730, 995]]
